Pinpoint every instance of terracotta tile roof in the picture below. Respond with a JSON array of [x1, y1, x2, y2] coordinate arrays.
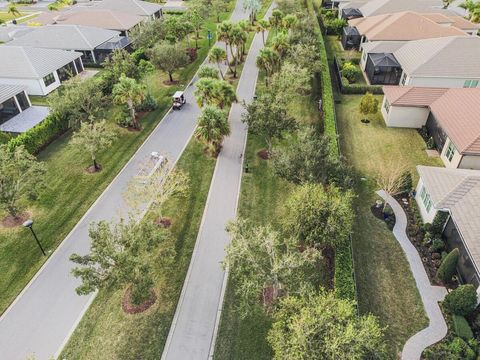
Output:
[[384, 87, 480, 154], [417, 166, 480, 272], [349, 11, 466, 41]]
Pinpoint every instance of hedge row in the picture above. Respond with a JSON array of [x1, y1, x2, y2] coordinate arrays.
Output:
[[334, 239, 356, 300], [307, 0, 339, 156], [340, 81, 384, 95], [7, 113, 69, 154]]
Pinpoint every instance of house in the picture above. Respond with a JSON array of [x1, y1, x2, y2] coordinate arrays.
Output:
[[344, 11, 470, 50], [422, 13, 480, 36], [35, 9, 144, 36], [339, 0, 448, 20], [415, 165, 480, 291], [92, 0, 163, 20], [361, 36, 480, 87], [6, 25, 130, 65], [381, 87, 480, 169], [0, 84, 50, 133], [0, 46, 84, 96]]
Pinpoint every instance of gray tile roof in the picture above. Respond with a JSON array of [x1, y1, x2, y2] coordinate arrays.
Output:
[[7, 25, 120, 51], [359, 0, 445, 17], [0, 106, 50, 133], [418, 165, 480, 273], [0, 46, 82, 79], [0, 84, 26, 104], [93, 0, 162, 16]]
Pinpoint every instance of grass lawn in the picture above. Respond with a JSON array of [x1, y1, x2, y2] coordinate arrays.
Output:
[[0, 11, 31, 22], [336, 94, 442, 357], [0, 6, 234, 315], [60, 140, 216, 359]]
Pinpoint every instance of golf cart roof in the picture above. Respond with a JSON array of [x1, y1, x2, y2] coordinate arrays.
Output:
[[173, 91, 184, 98]]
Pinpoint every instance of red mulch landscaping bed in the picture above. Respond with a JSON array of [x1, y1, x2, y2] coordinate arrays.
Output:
[[85, 164, 102, 174], [122, 287, 157, 314], [257, 149, 270, 160], [155, 217, 172, 228], [1, 211, 30, 228]]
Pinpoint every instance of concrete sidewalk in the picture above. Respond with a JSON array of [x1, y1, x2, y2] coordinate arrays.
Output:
[[161, 5, 275, 360], [377, 190, 448, 360]]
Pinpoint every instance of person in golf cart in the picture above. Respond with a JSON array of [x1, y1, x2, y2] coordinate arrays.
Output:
[[172, 91, 186, 110]]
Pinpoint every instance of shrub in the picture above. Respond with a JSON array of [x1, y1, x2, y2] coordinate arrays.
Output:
[[323, 18, 346, 35], [137, 93, 158, 112], [453, 315, 474, 340], [431, 211, 449, 236], [437, 248, 459, 283], [340, 84, 384, 95], [444, 284, 477, 316], [341, 62, 359, 84], [431, 239, 445, 253], [138, 59, 155, 74], [448, 337, 476, 360], [0, 132, 11, 145], [335, 239, 356, 300]]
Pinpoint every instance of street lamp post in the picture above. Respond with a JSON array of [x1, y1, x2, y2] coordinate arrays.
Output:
[[23, 219, 46, 256]]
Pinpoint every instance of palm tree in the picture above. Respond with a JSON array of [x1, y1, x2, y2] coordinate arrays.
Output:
[[271, 32, 290, 59], [282, 14, 298, 31], [256, 47, 279, 85], [228, 25, 244, 78], [217, 21, 234, 75], [195, 105, 230, 156], [195, 77, 217, 107], [243, 0, 261, 24], [212, 80, 236, 109], [208, 47, 227, 80], [7, 3, 21, 18], [269, 9, 284, 32], [460, 0, 480, 22], [255, 19, 270, 45], [112, 75, 146, 130]]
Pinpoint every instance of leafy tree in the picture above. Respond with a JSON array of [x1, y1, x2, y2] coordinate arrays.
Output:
[[224, 219, 321, 314], [268, 289, 387, 360], [271, 62, 311, 102], [70, 120, 117, 172], [198, 65, 219, 79], [359, 92, 379, 122], [208, 46, 227, 79], [194, 78, 236, 109], [243, 0, 261, 24], [112, 75, 146, 129], [186, 8, 204, 48], [341, 61, 360, 83], [272, 127, 352, 188], [47, 77, 103, 127], [101, 49, 140, 93], [125, 158, 189, 221], [287, 43, 322, 75], [256, 47, 279, 85], [130, 18, 167, 49], [0, 145, 46, 218], [242, 92, 295, 151], [437, 248, 460, 283], [211, 0, 230, 22], [70, 219, 172, 305], [164, 15, 193, 42], [255, 19, 270, 45], [285, 183, 355, 249], [195, 105, 230, 156], [148, 42, 190, 83], [444, 284, 478, 316]]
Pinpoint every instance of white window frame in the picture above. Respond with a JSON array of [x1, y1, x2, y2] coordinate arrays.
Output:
[[384, 98, 390, 113], [445, 141, 456, 162], [420, 185, 433, 212], [464, 79, 479, 88]]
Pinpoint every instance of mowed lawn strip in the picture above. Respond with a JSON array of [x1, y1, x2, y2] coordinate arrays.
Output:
[[0, 6, 234, 315], [60, 140, 216, 359], [336, 94, 442, 356]]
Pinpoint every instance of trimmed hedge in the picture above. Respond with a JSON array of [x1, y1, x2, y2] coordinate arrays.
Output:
[[307, 0, 338, 156], [437, 248, 459, 284], [453, 315, 474, 340], [7, 113, 69, 154], [341, 83, 384, 95], [334, 239, 356, 300]]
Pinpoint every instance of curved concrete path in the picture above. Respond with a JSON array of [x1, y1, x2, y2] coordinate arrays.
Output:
[[161, 5, 274, 360], [376, 190, 448, 360], [0, 2, 250, 359]]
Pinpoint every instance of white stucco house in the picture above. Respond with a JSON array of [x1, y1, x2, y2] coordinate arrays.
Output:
[[0, 46, 84, 96], [361, 36, 480, 87], [381, 86, 480, 169], [415, 165, 480, 290]]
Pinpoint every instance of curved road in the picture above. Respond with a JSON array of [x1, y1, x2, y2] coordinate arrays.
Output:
[[0, 2, 250, 359]]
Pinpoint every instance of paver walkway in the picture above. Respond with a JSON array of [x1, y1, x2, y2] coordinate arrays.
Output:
[[161, 6, 274, 360], [0, 3, 249, 359], [376, 190, 448, 360]]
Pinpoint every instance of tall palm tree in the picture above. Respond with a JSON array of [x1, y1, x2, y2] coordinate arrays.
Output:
[[217, 21, 234, 75], [212, 80, 236, 109], [271, 32, 290, 59], [7, 3, 21, 18], [255, 19, 270, 45], [228, 25, 244, 78], [112, 75, 146, 130], [208, 47, 227, 80], [282, 14, 298, 31], [269, 9, 284, 32], [194, 77, 217, 107], [256, 47, 279, 85], [195, 105, 230, 156]]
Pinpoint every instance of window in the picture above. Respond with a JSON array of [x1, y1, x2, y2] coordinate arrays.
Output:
[[400, 73, 407, 85], [420, 185, 433, 212], [384, 99, 390, 113], [15, 91, 30, 111], [43, 73, 56, 87], [445, 141, 456, 162], [463, 80, 479, 88], [362, 51, 366, 62]]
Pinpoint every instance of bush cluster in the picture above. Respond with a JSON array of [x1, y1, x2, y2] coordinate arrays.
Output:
[[444, 284, 477, 316], [437, 248, 459, 284], [453, 315, 474, 340]]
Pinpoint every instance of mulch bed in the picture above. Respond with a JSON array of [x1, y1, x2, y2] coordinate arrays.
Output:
[[1, 211, 30, 228], [85, 164, 102, 174], [122, 287, 157, 314], [163, 80, 179, 86], [257, 149, 270, 160], [155, 217, 172, 228], [394, 194, 443, 286]]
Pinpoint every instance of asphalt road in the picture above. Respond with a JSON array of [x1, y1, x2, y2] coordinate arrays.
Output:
[[0, 2, 249, 358], [161, 6, 274, 360]]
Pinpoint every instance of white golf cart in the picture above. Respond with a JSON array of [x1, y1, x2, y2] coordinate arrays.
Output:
[[172, 91, 186, 110]]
